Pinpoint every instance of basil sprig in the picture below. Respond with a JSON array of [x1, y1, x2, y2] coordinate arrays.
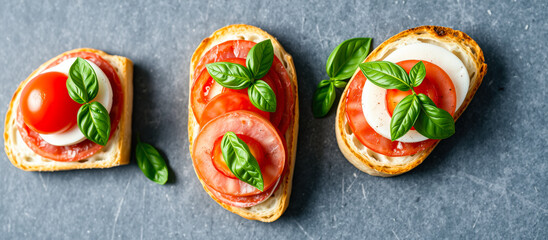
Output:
[[66, 57, 111, 146], [359, 61, 455, 140], [206, 39, 276, 112], [136, 137, 169, 185], [221, 132, 264, 191], [313, 38, 372, 118]]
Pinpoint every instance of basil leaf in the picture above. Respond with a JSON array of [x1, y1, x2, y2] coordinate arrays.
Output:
[[248, 80, 276, 112], [66, 57, 99, 104], [409, 61, 426, 87], [318, 79, 331, 88], [326, 38, 372, 80], [136, 138, 169, 185], [77, 102, 111, 146], [246, 39, 274, 80], [414, 94, 455, 139], [359, 61, 411, 91], [206, 62, 253, 89], [312, 81, 335, 118], [390, 94, 420, 141], [221, 132, 264, 191], [333, 80, 347, 89]]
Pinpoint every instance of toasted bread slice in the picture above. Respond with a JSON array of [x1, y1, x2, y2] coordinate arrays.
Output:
[[188, 24, 299, 222], [4, 48, 133, 171], [335, 26, 487, 177]]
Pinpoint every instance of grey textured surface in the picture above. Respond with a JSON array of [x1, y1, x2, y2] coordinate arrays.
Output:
[[0, 0, 546, 239]]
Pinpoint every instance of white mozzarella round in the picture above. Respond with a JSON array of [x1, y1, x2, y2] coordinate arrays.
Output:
[[39, 58, 113, 146], [361, 43, 470, 143]]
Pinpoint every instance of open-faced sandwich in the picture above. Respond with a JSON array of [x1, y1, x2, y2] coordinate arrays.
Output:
[[4, 48, 133, 171], [335, 26, 487, 176], [188, 24, 298, 221]]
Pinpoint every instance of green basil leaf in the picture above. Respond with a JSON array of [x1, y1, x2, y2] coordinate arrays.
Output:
[[326, 38, 372, 80], [66, 57, 99, 104], [333, 80, 347, 89], [221, 132, 264, 191], [390, 94, 420, 141], [206, 62, 253, 89], [359, 61, 411, 91], [77, 102, 111, 146], [136, 138, 169, 185], [409, 61, 426, 87], [318, 79, 331, 88], [312, 81, 335, 118], [248, 80, 276, 112], [246, 39, 274, 80], [414, 94, 455, 139]]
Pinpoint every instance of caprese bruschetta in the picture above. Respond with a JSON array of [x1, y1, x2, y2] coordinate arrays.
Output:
[[335, 26, 487, 176], [188, 24, 298, 222], [4, 48, 133, 171]]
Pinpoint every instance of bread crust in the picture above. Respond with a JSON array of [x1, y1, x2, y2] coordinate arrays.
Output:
[[4, 48, 133, 171], [335, 26, 487, 177], [188, 24, 298, 222]]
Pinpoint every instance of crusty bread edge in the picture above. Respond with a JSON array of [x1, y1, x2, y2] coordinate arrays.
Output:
[[335, 26, 487, 177], [188, 24, 299, 222], [3, 48, 134, 171]]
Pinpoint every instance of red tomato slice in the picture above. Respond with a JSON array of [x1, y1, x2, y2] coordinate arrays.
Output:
[[200, 92, 270, 127], [345, 60, 456, 156], [206, 177, 280, 208], [192, 110, 285, 197], [193, 40, 256, 82], [16, 51, 123, 162]]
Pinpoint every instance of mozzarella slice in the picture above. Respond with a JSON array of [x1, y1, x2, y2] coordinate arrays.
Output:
[[39, 58, 113, 146], [362, 43, 470, 143]]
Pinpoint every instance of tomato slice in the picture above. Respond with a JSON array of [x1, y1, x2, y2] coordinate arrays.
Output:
[[16, 51, 123, 161], [345, 60, 456, 156], [206, 178, 280, 208], [193, 40, 256, 82], [192, 110, 285, 197], [200, 92, 270, 127]]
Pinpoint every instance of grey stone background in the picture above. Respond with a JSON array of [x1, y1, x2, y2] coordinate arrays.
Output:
[[0, 0, 546, 239]]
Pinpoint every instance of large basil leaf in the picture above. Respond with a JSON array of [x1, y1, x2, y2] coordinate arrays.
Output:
[[390, 94, 420, 141], [77, 102, 111, 146], [312, 81, 336, 118], [136, 138, 169, 185], [409, 61, 426, 87], [246, 39, 274, 80], [414, 94, 455, 139], [248, 80, 277, 112], [221, 132, 264, 191], [206, 62, 253, 89], [326, 38, 372, 80], [66, 57, 99, 104], [359, 61, 411, 91]]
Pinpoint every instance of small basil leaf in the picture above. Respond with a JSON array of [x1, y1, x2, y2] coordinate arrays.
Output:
[[414, 94, 455, 139], [390, 94, 420, 141], [136, 138, 169, 185], [246, 39, 274, 79], [221, 132, 264, 191], [77, 102, 111, 146], [318, 79, 331, 88], [359, 61, 411, 91], [333, 80, 347, 89], [312, 81, 336, 118], [409, 61, 426, 87], [206, 62, 253, 89], [248, 80, 276, 112], [326, 38, 372, 80], [66, 57, 99, 104]]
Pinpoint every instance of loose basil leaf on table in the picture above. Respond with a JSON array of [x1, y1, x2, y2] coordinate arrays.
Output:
[[326, 38, 372, 80], [409, 61, 426, 87], [206, 62, 253, 89], [359, 61, 412, 91], [246, 39, 274, 80], [414, 94, 455, 139], [390, 94, 421, 141], [312, 81, 336, 118], [66, 57, 99, 104], [221, 132, 264, 191], [248, 80, 277, 112], [77, 101, 111, 146], [136, 138, 169, 185]]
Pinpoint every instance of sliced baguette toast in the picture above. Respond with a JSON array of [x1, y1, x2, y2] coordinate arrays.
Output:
[[188, 24, 299, 222], [4, 48, 134, 171], [335, 26, 487, 177]]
